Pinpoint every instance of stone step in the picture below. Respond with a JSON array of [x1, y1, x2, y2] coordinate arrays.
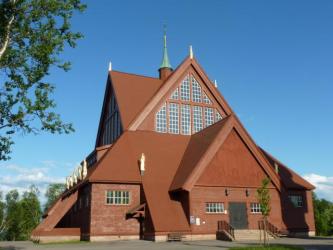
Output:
[[234, 230, 275, 241]]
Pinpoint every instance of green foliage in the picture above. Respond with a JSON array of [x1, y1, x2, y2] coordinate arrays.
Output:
[[256, 177, 271, 246], [0, 0, 86, 160], [20, 185, 42, 239], [313, 192, 333, 236], [257, 178, 271, 217], [1, 186, 42, 240], [0, 191, 6, 239], [44, 183, 65, 213], [5, 189, 23, 240]]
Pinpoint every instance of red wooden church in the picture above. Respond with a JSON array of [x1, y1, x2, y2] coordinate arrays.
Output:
[[32, 34, 315, 242]]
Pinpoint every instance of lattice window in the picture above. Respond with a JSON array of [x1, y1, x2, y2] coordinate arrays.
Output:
[[193, 106, 203, 133], [181, 104, 191, 135], [156, 103, 167, 133], [180, 75, 190, 101], [250, 203, 262, 213], [206, 203, 224, 213], [192, 76, 202, 103], [106, 190, 130, 205], [203, 92, 212, 104], [99, 90, 123, 147], [155, 74, 225, 135], [204, 107, 214, 127], [170, 88, 179, 100], [168, 103, 179, 134], [216, 110, 223, 121]]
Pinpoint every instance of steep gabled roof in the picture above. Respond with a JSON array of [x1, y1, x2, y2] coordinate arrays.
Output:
[[170, 116, 233, 191], [95, 71, 163, 145], [170, 114, 282, 192], [110, 71, 163, 129], [260, 148, 315, 190]]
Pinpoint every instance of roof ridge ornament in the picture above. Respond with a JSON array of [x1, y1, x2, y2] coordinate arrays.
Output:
[[189, 45, 193, 59], [214, 80, 218, 88], [108, 61, 112, 71]]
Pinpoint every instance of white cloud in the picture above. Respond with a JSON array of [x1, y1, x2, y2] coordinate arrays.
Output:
[[0, 163, 66, 205], [303, 173, 333, 202]]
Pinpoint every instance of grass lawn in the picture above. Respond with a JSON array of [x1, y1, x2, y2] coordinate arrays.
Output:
[[37, 240, 89, 245], [230, 245, 304, 250]]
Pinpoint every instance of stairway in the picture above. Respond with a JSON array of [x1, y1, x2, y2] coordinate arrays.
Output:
[[234, 230, 275, 241]]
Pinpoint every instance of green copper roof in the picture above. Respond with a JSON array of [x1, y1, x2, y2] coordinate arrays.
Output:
[[160, 33, 172, 69]]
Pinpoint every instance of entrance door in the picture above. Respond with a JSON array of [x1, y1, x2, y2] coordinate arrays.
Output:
[[229, 202, 248, 229]]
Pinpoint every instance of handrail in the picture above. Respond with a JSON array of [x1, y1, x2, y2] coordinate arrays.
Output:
[[258, 220, 279, 237], [217, 220, 235, 239]]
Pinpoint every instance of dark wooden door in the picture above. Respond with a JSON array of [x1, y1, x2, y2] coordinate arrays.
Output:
[[229, 202, 248, 229]]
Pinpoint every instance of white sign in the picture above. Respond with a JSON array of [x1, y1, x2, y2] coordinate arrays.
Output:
[[195, 217, 201, 226]]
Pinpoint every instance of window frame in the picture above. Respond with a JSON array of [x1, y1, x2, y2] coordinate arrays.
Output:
[[250, 203, 262, 214], [205, 202, 225, 214], [105, 190, 130, 206]]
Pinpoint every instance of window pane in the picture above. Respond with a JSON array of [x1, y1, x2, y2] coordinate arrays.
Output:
[[169, 103, 179, 134], [204, 107, 214, 128], [181, 104, 191, 135], [203, 92, 212, 104], [180, 75, 190, 101], [193, 106, 203, 133], [215, 110, 223, 121], [192, 76, 202, 103], [170, 88, 179, 100], [156, 103, 167, 133]]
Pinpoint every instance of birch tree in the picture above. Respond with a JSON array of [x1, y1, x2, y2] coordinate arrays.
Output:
[[0, 0, 86, 160]]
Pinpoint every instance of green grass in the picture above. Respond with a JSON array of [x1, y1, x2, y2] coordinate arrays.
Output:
[[230, 245, 304, 250], [35, 240, 89, 245]]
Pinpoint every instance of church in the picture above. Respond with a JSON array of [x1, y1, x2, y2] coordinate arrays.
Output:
[[32, 34, 315, 243]]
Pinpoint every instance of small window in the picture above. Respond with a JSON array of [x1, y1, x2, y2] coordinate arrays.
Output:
[[106, 190, 130, 205], [206, 202, 225, 213], [250, 203, 262, 213], [289, 195, 303, 208]]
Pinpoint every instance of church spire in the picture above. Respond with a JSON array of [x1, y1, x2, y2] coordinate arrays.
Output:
[[159, 26, 172, 70], [159, 26, 172, 80]]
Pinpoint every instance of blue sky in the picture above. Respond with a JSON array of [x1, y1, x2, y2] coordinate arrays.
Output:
[[1, 0, 332, 203]]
